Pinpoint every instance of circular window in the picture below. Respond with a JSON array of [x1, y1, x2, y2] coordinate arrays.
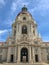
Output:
[[23, 17, 26, 20]]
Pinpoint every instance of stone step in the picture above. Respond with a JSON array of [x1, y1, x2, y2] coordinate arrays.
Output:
[[0, 63, 49, 65]]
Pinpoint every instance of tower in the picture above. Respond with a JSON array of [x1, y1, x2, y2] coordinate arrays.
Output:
[[7, 6, 42, 63]]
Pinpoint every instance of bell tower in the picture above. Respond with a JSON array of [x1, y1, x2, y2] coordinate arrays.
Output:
[[12, 6, 39, 43], [11, 6, 42, 63]]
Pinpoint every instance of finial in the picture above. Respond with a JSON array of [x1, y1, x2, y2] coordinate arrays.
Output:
[[24, 5, 25, 7]]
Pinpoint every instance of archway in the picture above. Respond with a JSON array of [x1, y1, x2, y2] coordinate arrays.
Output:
[[21, 47, 28, 62]]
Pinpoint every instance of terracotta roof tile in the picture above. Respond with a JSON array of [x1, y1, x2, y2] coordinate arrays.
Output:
[[0, 42, 5, 44]]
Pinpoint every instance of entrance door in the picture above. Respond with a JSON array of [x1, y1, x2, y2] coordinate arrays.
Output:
[[10, 55, 14, 62], [21, 48, 28, 62], [35, 55, 39, 62]]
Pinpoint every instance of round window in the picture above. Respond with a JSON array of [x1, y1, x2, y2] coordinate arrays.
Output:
[[23, 17, 26, 20]]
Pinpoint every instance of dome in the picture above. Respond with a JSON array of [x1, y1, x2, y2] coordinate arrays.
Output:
[[17, 6, 32, 17]]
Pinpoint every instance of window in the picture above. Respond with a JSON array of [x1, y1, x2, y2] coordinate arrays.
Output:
[[14, 26, 16, 28], [0, 49, 2, 53], [47, 54, 49, 60], [34, 41, 38, 44], [22, 25, 27, 34], [35, 48, 38, 53], [35, 54, 39, 62], [12, 41, 14, 44], [10, 55, 14, 62], [23, 17, 26, 20], [46, 48, 49, 53], [14, 30, 16, 36], [11, 47, 15, 53], [33, 30, 35, 35]]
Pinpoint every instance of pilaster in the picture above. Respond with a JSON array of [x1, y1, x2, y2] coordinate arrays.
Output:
[[32, 47, 35, 63], [14, 47, 17, 62], [29, 46, 32, 63], [17, 46, 20, 63]]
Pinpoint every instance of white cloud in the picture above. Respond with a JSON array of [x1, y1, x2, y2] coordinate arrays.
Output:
[[0, 29, 8, 41], [0, 29, 8, 34], [11, 0, 29, 14], [0, 0, 6, 8], [0, 29, 8, 42]]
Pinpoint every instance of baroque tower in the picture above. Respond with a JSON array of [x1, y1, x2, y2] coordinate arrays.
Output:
[[7, 6, 42, 63], [0, 6, 49, 65]]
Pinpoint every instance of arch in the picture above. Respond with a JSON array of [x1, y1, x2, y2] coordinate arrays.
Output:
[[22, 25, 27, 34], [21, 47, 28, 62]]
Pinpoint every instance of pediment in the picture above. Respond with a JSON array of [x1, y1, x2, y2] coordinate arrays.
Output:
[[18, 41, 29, 45]]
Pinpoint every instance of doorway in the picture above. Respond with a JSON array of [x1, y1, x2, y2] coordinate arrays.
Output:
[[21, 47, 28, 62], [35, 54, 39, 62], [10, 55, 14, 62]]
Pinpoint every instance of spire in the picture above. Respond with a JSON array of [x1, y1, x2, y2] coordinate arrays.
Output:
[[22, 5, 28, 12]]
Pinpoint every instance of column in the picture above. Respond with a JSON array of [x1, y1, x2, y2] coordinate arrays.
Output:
[[38, 48, 42, 62], [17, 46, 20, 63], [7, 47, 11, 62], [32, 47, 35, 63], [14, 47, 16, 62], [29, 46, 32, 63]]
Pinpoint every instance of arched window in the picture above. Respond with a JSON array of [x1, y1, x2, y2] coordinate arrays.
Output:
[[22, 25, 27, 34], [14, 30, 16, 36]]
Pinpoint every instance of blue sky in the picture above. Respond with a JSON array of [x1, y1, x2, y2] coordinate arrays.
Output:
[[0, 0, 49, 42]]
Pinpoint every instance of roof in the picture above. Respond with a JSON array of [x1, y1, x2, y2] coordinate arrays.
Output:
[[0, 42, 5, 44], [17, 6, 32, 17], [43, 42, 49, 44], [0, 42, 6, 45]]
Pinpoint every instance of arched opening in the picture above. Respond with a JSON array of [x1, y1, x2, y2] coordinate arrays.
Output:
[[21, 47, 28, 62], [22, 25, 27, 34]]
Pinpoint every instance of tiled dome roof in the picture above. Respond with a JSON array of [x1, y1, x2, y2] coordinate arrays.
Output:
[[17, 6, 32, 17]]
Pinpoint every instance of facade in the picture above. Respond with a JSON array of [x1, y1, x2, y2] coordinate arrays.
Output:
[[0, 6, 49, 64]]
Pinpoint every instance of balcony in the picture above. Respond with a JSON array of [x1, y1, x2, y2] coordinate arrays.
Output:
[[16, 34, 32, 43]]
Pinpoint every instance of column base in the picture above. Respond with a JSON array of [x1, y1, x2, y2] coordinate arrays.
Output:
[[17, 60, 20, 63], [29, 59, 33, 63]]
